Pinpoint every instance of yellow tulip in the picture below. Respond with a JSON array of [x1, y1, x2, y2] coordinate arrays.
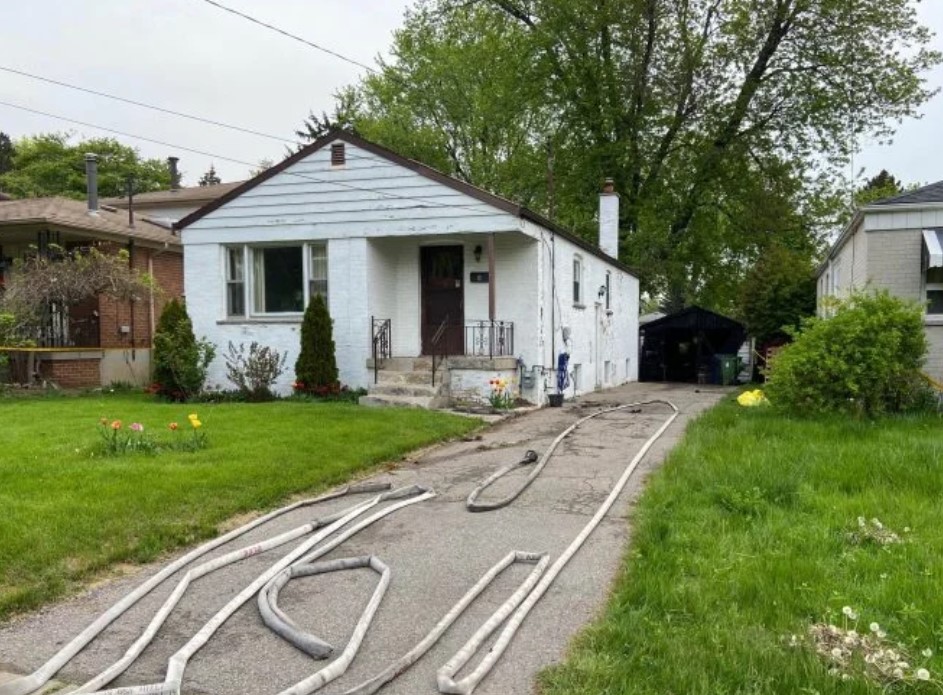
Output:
[[188, 413, 199, 421], [190, 419, 203, 429]]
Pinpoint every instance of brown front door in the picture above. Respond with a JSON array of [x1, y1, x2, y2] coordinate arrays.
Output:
[[421, 245, 464, 355]]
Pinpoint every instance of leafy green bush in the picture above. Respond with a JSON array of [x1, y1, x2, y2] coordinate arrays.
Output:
[[152, 299, 216, 402], [766, 291, 932, 416], [294, 294, 338, 393]]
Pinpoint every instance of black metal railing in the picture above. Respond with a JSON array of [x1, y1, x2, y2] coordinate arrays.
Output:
[[464, 320, 514, 358], [431, 314, 450, 387], [371, 317, 392, 384], [34, 303, 100, 348]]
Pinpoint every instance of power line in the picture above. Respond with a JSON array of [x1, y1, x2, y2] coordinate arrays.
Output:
[[0, 98, 492, 216], [0, 64, 297, 146], [197, 0, 378, 74]]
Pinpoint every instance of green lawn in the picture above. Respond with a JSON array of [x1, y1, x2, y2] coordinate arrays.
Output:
[[0, 393, 477, 621], [541, 400, 943, 694]]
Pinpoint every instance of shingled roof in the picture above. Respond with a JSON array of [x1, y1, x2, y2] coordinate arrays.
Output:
[[102, 181, 245, 208], [0, 197, 180, 247], [871, 180, 943, 206]]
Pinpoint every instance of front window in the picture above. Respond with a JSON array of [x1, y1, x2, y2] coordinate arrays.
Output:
[[927, 266, 943, 314], [225, 247, 245, 317], [252, 246, 304, 313], [309, 243, 328, 306]]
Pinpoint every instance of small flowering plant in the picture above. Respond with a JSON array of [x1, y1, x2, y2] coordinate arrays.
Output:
[[487, 376, 514, 411], [789, 606, 936, 687], [97, 418, 157, 455], [847, 516, 906, 547], [96, 413, 208, 456]]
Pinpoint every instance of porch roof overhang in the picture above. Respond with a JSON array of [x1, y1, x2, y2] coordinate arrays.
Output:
[[923, 228, 943, 268]]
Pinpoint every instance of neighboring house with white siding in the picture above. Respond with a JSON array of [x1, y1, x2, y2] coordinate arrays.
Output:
[[176, 131, 639, 406], [816, 180, 943, 381]]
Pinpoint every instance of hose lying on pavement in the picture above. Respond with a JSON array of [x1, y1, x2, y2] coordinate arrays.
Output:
[[0, 481, 391, 695], [271, 556, 391, 695], [341, 551, 549, 695], [86, 485, 434, 695], [439, 400, 679, 694], [465, 450, 539, 512], [259, 556, 390, 660], [73, 485, 409, 694]]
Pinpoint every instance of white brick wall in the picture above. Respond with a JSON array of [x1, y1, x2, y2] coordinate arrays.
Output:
[[182, 139, 639, 399]]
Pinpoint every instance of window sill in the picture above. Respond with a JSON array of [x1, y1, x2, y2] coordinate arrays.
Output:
[[924, 315, 943, 326], [217, 317, 303, 325]]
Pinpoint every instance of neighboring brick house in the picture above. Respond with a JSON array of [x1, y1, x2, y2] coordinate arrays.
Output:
[[816, 180, 943, 381], [0, 196, 182, 388], [177, 131, 640, 407]]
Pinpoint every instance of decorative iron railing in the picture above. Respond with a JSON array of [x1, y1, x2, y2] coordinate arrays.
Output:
[[464, 320, 514, 358], [371, 317, 392, 384]]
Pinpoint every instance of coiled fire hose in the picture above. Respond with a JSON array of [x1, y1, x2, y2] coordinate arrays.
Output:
[[0, 481, 392, 695]]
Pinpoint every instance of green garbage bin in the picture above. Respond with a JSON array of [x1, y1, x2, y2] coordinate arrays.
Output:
[[716, 354, 739, 386]]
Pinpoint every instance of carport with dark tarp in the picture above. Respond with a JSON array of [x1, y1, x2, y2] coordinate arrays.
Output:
[[639, 306, 746, 384]]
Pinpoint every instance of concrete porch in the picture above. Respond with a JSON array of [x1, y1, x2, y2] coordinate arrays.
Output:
[[360, 355, 520, 409]]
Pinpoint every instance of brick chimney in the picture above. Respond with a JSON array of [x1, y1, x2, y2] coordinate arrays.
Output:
[[168, 156, 181, 190]]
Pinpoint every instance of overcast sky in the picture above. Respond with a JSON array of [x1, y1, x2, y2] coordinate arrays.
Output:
[[2, 0, 942, 189]]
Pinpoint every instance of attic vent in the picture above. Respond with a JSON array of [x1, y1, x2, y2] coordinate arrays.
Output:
[[331, 142, 345, 166]]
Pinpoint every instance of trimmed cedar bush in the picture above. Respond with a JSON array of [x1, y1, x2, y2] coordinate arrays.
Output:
[[766, 291, 932, 416], [294, 294, 338, 393], [152, 299, 216, 401]]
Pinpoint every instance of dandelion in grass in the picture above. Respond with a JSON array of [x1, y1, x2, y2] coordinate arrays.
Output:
[[917, 668, 931, 681], [922, 649, 933, 658]]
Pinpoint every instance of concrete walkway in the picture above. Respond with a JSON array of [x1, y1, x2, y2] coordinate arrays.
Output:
[[0, 383, 725, 695]]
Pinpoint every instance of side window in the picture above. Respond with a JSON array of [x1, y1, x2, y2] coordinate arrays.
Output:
[[309, 243, 329, 308], [927, 266, 943, 314], [573, 256, 582, 305]]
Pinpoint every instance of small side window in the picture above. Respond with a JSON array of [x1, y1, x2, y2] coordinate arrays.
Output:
[[225, 247, 245, 317], [572, 256, 582, 305]]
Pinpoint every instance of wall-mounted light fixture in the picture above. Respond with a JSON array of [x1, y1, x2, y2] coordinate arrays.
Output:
[[474, 244, 483, 263], [598, 284, 608, 299]]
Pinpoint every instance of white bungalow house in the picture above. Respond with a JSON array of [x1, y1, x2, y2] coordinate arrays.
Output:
[[176, 131, 639, 406]]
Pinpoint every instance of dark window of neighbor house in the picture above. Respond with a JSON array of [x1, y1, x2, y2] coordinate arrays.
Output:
[[309, 243, 329, 307], [226, 247, 245, 317], [573, 256, 582, 305], [253, 246, 304, 314], [927, 266, 943, 314]]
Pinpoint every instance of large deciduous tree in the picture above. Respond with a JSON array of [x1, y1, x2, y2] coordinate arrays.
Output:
[[0, 132, 171, 200], [309, 0, 939, 309]]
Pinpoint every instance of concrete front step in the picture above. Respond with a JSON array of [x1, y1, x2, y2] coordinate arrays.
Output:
[[359, 394, 436, 408], [366, 357, 434, 372], [376, 370, 437, 387], [369, 382, 439, 398]]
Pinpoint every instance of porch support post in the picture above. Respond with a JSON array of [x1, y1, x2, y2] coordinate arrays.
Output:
[[487, 233, 496, 322]]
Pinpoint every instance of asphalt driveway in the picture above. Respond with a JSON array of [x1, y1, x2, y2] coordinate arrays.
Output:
[[0, 382, 724, 695]]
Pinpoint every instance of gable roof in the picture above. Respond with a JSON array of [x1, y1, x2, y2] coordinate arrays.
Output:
[[175, 130, 637, 277], [872, 180, 943, 206], [0, 197, 181, 248], [103, 180, 245, 209]]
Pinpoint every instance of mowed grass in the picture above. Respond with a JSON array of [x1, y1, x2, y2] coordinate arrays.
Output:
[[0, 393, 477, 621], [540, 399, 943, 694]]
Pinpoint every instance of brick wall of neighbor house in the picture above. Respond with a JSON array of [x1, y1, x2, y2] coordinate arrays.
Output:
[[98, 248, 183, 349], [39, 356, 101, 388], [866, 229, 923, 302]]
